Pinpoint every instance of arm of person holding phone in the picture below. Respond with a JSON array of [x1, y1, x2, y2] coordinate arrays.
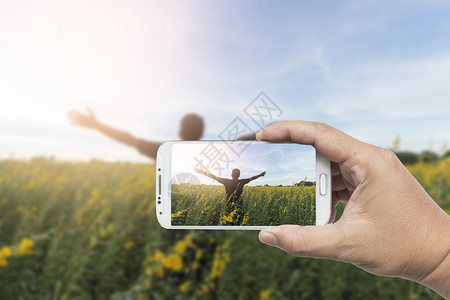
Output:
[[256, 121, 450, 298]]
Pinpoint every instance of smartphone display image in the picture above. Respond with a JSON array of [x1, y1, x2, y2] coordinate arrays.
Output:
[[156, 141, 331, 229]]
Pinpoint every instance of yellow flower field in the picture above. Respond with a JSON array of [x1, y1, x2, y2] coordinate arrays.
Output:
[[171, 184, 315, 226], [0, 157, 448, 299]]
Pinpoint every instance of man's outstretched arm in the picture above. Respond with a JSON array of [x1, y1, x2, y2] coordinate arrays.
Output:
[[248, 171, 266, 182], [67, 108, 160, 160], [193, 167, 220, 182]]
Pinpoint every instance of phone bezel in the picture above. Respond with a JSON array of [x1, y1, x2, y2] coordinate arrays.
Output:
[[156, 141, 331, 229]]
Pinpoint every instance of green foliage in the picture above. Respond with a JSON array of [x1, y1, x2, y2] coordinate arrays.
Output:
[[419, 150, 440, 163], [395, 151, 419, 165], [444, 150, 450, 158], [394, 150, 447, 165]]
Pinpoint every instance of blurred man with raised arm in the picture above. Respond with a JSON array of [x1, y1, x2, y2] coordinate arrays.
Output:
[[67, 108, 204, 160]]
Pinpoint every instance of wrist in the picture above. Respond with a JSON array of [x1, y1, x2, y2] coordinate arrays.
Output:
[[418, 215, 450, 298], [421, 250, 450, 298], [91, 120, 103, 130]]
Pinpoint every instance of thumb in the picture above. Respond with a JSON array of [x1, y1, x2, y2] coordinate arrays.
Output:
[[86, 107, 95, 117], [259, 224, 344, 260]]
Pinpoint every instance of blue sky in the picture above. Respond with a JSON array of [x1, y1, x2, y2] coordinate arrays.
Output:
[[171, 142, 315, 186], [1, 0, 449, 162]]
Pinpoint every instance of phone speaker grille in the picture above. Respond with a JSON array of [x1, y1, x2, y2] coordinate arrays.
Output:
[[158, 175, 161, 195]]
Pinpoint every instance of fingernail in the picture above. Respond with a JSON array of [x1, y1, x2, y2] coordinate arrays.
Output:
[[259, 231, 279, 247], [255, 130, 263, 140]]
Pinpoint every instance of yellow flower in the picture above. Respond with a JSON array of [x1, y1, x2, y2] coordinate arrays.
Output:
[[179, 281, 190, 293], [191, 249, 203, 270], [0, 247, 12, 267], [195, 249, 203, 260], [260, 289, 271, 300], [0, 258, 7, 267], [155, 266, 164, 277], [210, 257, 226, 279], [226, 216, 233, 223], [0, 247, 11, 257], [148, 250, 165, 263], [175, 240, 186, 254], [124, 241, 135, 250], [17, 238, 34, 256], [184, 234, 194, 248], [171, 214, 174, 221], [97, 219, 113, 237], [162, 254, 183, 271], [176, 210, 182, 217], [221, 240, 230, 250]]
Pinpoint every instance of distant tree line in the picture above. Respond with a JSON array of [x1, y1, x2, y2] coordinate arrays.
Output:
[[288, 149, 450, 187], [257, 181, 316, 187], [394, 150, 450, 165], [294, 180, 315, 187]]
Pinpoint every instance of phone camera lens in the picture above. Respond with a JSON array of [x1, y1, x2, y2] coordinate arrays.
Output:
[[159, 212, 162, 215], [158, 168, 161, 171], [157, 201, 161, 204]]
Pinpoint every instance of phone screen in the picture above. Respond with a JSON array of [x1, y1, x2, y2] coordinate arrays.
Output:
[[170, 142, 316, 226]]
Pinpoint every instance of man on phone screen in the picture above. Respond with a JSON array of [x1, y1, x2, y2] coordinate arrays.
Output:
[[194, 167, 265, 225]]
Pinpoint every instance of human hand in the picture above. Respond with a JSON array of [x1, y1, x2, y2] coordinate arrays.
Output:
[[260, 171, 266, 177], [256, 121, 450, 298], [193, 167, 204, 174], [67, 107, 99, 129]]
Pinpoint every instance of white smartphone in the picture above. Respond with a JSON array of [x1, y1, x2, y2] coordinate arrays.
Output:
[[156, 141, 331, 230]]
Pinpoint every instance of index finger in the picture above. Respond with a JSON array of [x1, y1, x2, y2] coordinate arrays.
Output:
[[256, 121, 367, 164]]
